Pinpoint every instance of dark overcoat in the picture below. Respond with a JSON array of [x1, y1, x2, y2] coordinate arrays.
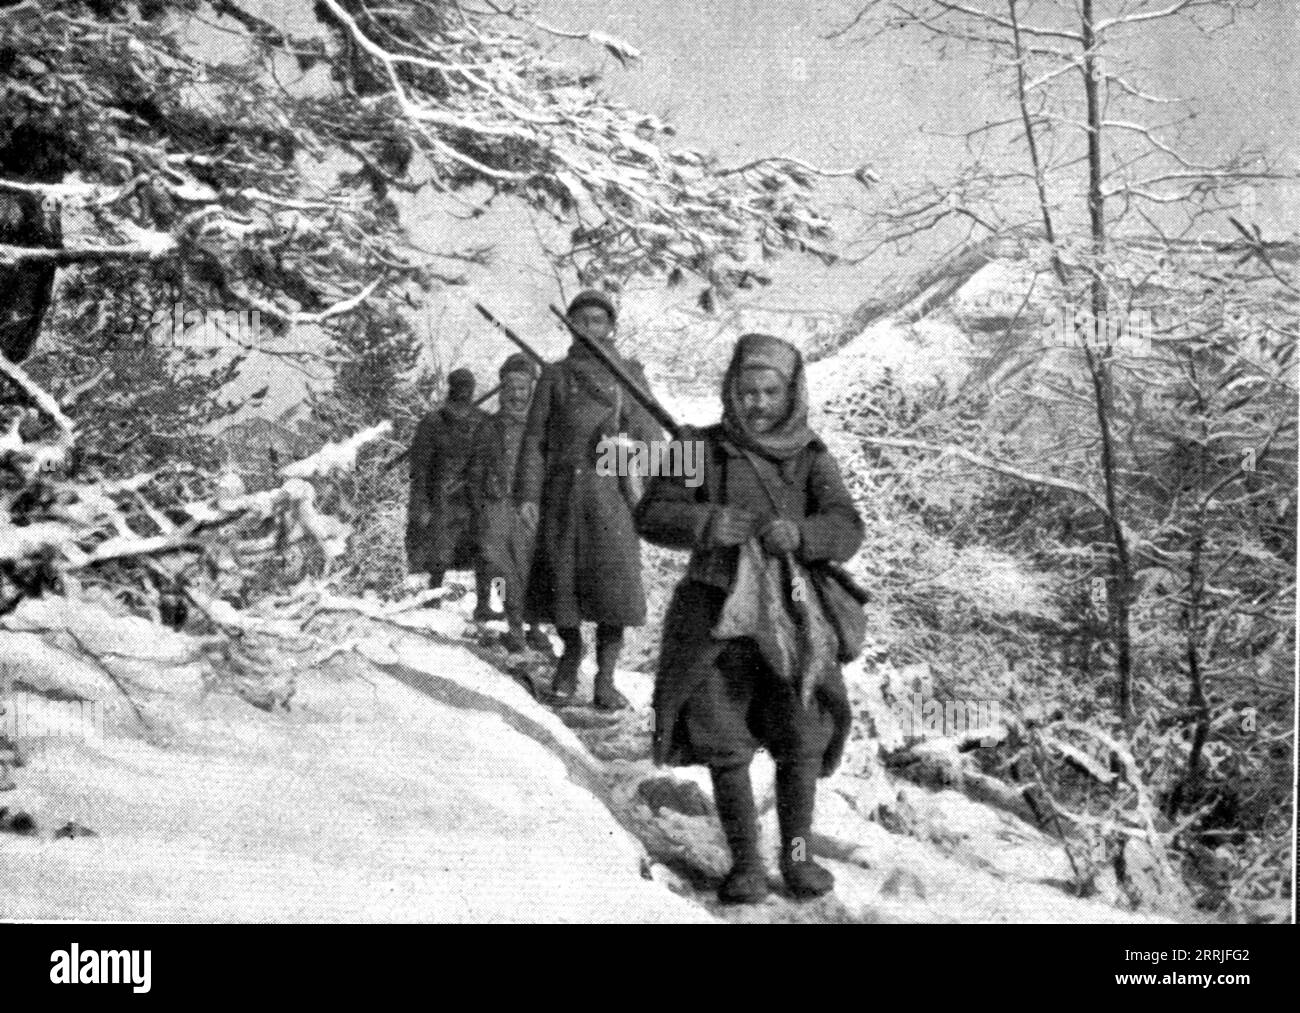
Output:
[[469, 410, 533, 613], [513, 345, 661, 627], [633, 424, 864, 774], [406, 403, 486, 575]]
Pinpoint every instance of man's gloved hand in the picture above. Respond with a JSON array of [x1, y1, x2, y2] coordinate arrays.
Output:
[[417, 506, 433, 529], [518, 501, 539, 531], [708, 507, 758, 547], [760, 518, 802, 555]]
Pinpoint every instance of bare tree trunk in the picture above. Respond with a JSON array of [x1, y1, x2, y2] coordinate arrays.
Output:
[[1008, 0, 1062, 283], [1175, 350, 1224, 814], [1012, 0, 1135, 724], [0, 126, 67, 363], [1078, 0, 1135, 725], [1179, 506, 1210, 812]]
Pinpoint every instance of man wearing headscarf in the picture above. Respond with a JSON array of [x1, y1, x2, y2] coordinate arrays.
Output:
[[633, 333, 864, 904], [407, 367, 489, 602], [513, 289, 662, 709], [470, 353, 553, 654]]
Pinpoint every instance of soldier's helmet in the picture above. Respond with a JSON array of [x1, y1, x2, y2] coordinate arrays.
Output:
[[566, 288, 618, 323], [499, 352, 539, 380]]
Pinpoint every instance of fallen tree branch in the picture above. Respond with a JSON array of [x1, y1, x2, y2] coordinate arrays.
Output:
[[884, 738, 1050, 828], [1052, 720, 1179, 886]]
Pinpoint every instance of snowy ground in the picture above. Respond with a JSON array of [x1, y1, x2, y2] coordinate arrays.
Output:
[[1, 583, 1167, 923], [0, 596, 706, 923], [0, 274, 1185, 922]]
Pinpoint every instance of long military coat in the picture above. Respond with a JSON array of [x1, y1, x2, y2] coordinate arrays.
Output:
[[468, 409, 533, 614], [513, 344, 660, 628], [406, 402, 487, 575], [633, 423, 864, 774]]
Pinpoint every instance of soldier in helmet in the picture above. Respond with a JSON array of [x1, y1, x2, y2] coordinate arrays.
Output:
[[469, 352, 553, 654], [513, 290, 661, 710], [407, 367, 490, 610]]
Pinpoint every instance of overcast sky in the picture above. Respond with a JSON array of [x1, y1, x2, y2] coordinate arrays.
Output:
[[540, 0, 1298, 213], [232, 0, 1299, 402], [419, 1, 1299, 366]]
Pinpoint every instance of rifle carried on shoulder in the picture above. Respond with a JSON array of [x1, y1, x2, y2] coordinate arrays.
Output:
[[545, 302, 869, 606], [546, 303, 678, 436], [474, 303, 549, 368]]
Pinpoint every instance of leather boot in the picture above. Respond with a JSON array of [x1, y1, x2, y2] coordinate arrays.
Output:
[[710, 763, 768, 904], [592, 624, 629, 711], [551, 627, 582, 700], [525, 625, 555, 656], [501, 611, 526, 654], [776, 761, 834, 899], [472, 570, 504, 621]]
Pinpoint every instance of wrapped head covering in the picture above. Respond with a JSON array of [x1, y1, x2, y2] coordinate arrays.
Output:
[[566, 288, 618, 323], [499, 351, 539, 380], [721, 333, 817, 461]]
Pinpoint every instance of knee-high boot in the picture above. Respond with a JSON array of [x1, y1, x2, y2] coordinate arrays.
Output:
[[551, 626, 583, 699], [501, 607, 526, 653], [775, 760, 834, 898], [473, 569, 503, 621], [593, 624, 628, 711], [710, 763, 768, 904]]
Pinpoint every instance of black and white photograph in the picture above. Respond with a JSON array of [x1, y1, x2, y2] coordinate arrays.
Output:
[[0, 0, 1295, 956]]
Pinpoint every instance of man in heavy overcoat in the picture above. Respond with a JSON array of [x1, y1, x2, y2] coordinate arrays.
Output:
[[470, 352, 552, 653], [407, 368, 489, 606], [634, 334, 864, 904], [513, 290, 660, 710]]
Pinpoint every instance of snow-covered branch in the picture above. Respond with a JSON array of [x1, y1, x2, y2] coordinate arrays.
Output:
[[0, 237, 176, 267], [0, 356, 75, 438], [0, 421, 389, 585], [281, 421, 392, 479], [717, 157, 880, 184], [857, 433, 1112, 516]]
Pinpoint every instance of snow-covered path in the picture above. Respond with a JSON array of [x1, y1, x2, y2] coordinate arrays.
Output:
[[2, 585, 1168, 922]]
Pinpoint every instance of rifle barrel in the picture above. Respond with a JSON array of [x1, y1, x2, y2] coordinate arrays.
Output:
[[546, 304, 869, 602], [474, 303, 548, 366], [546, 304, 680, 439]]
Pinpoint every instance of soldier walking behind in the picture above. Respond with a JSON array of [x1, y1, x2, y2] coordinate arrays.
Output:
[[513, 290, 661, 710], [469, 352, 553, 654], [406, 367, 492, 612], [633, 334, 864, 903]]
